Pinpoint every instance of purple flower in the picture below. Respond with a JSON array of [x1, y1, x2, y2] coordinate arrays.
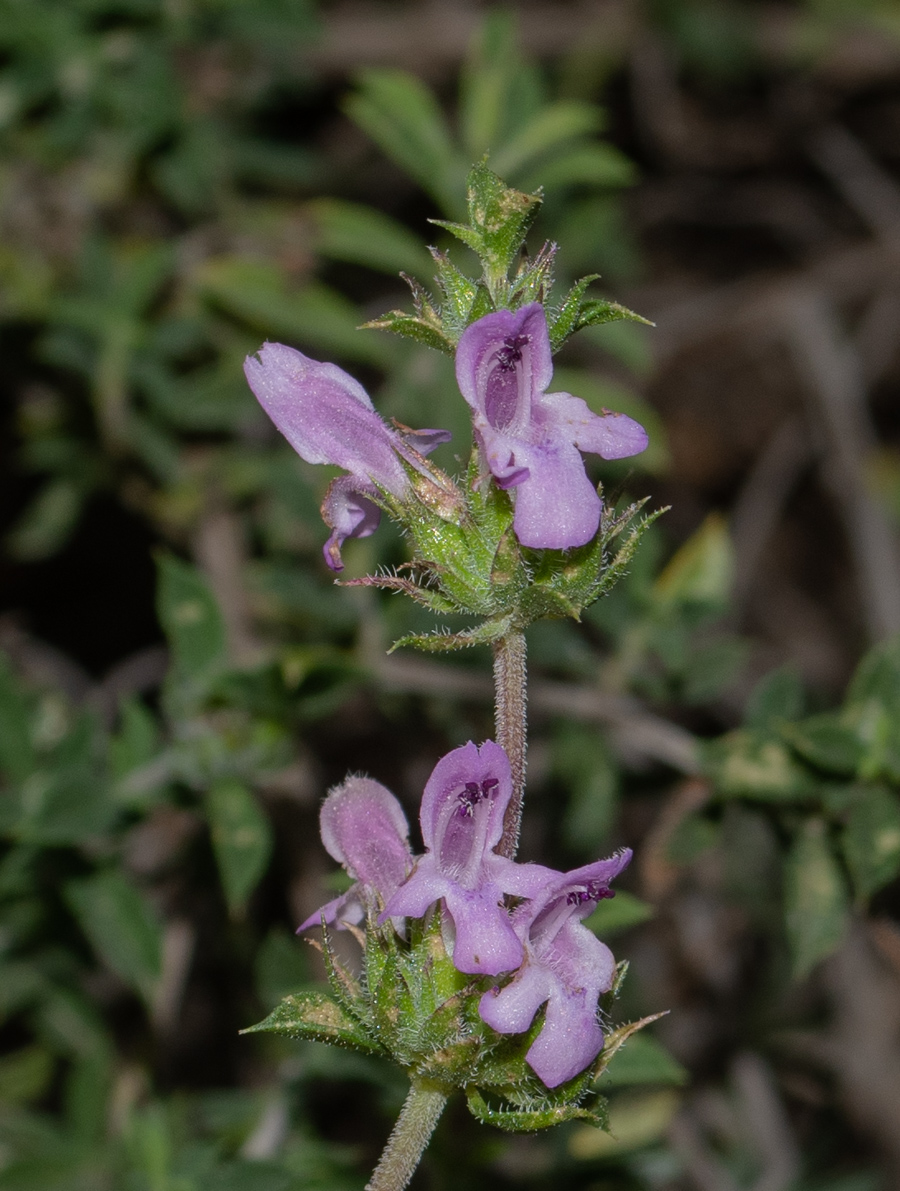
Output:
[[455, 304, 648, 550], [478, 850, 632, 1088], [381, 742, 552, 976], [244, 342, 450, 571], [299, 776, 414, 931]]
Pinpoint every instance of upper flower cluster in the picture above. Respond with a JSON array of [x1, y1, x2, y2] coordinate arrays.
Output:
[[302, 741, 630, 1088], [244, 305, 647, 567]]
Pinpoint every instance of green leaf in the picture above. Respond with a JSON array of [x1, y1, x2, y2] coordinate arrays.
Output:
[[344, 70, 460, 214], [361, 309, 455, 355], [845, 636, 900, 717], [584, 891, 654, 936], [308, 199, 432, 277], [654, 514, 733, 613], [0, 655, 36, 783], [707, 731, 816, 802], [155, 553, 227, 686], [556, 724, 620, 854], [842, 787, 900, 899], [465, 1086, 606, 1132], [0, 1046, 55, 1106], [109, 698, 160, 784], [430, 248, 481, 335], [593, 1014, 669, 1081], [781, 714, 864, 775], [199, 258, 390, 365], [5, 478, 88, 561], [744, 667, 806, 731], [548, 273, 600, 351], [65, 1052, 112, 1145], [33, 988, 112, 1062], [206, 780, 273, 916], [390, 616, 514, 655], [568, 298, 651, 338], [458, 9, 522, 159], [64, 872, 162, 1002], [518, 142, 637, 194], [842, 638, 900, 780], [597, 1032, 687, 1088], [13, 713, 115, 846], [241, 990, 384, 1055], [784, 819, 849, 979], [491, 100, 604, 178]]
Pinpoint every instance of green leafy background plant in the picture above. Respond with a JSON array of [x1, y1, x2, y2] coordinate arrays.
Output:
[[2, 2, 900, 1189]]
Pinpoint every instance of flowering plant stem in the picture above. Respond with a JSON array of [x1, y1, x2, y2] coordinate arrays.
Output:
[[365, 1084, 448, 1191], [493, 630, 527, 859]]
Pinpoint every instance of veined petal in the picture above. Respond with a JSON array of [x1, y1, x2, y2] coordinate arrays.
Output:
[[244, 342, 408, 495], [456, 304, 553, 434], [504, 437, 603, 549], [484, 855, 558, 900], [419, 741, 511, 870], [319, 776, 412, 892], [524, 849, 632, 946], [540, 392, 649, 460], [443, 884, 524, 975], [379, 857, 449, 922], [298, 888, 364, 932], [478, 850, 627, 1088], [525, 986, 605, 1088], [479, 963, 553, 1035]]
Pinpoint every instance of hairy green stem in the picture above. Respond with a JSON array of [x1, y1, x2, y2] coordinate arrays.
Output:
[[493, 630, 527, 859], [365, 1083, 448, 1191]]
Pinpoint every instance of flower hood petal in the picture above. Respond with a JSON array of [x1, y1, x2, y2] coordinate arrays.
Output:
[[244, 342, 408, 495], [319, 775, 412, 885]]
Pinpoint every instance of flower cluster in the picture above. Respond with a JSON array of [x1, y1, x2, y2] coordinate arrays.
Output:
[[242, 170, 656, 1175], [244, 304, 646, 567], [302, 741, 630, 1088]]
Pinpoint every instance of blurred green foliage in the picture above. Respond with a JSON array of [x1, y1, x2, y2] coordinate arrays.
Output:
[[1, 2, 899, 1189]]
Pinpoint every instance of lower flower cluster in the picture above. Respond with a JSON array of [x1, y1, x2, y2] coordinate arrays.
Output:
[[301, 741, 630, 1089]]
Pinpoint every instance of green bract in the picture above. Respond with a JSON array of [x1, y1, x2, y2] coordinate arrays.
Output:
[[363, 161, 650, 354], [243, 906, 658, 1133], [352, 449, 662, 650]]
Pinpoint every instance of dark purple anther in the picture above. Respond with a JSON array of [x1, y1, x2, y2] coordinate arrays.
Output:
[[457, 777, 501, 816], [566, 881, 616, 906], [458, 781, 484, 816], [497, 334, 529, 371]]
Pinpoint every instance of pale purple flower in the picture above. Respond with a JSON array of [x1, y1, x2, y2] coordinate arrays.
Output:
[[479, 850, 632, 1088], [455, 304, 648, 550], [381, 742, 552, 976], [299, 776, 414, 931], [244, 342, 450, 570]]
